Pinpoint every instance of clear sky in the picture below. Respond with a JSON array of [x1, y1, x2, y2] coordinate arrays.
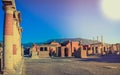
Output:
[[0, 0, 120, 44]]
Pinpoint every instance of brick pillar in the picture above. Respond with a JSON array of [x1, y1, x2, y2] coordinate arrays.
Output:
[[56, 47, 58, 57], [94, 47, 96, 54], [0, 47, 3, 71], [80, 46, 87, 58], [61, 47, 65, 57], [3, 6, 15, 74], [101, 47, 106, 55], [98, 47, 101, 54], [68, 48, 71, 57], [80, 50, 87, 58]]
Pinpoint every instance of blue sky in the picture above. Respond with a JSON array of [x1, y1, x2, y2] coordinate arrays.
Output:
[[0, 0, 120, 44]]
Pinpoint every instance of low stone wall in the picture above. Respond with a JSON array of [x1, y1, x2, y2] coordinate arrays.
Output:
[[31, 52, 39, 59], [39, 51, 49, 58]]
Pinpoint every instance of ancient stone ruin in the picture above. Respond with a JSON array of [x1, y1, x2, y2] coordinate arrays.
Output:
[[1, 0, 23, 75]]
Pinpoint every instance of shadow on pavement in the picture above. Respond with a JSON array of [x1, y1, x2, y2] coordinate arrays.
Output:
[[78, 55, 120, 63]]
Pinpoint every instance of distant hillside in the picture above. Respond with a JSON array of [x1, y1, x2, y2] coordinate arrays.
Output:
[[45, 38, 99, 45], [23, 38, 100, 47], [22, 42, 44, 48], [22, 43, 34, 48]]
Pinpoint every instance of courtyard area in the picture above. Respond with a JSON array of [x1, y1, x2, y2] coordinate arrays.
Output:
[[22, 55, 120, 75]]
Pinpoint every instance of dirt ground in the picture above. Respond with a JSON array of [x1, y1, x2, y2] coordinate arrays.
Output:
[[22, 55, 120, 75]]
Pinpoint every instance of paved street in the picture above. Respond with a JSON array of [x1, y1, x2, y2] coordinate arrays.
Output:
[[22, 56, 120, 75]]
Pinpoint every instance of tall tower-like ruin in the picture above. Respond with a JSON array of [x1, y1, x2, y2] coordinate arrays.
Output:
[[101, 35, 104, 45], [2, 0, 23, 75]]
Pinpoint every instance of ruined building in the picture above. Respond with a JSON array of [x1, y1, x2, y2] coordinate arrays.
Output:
[[30, 36, 120, 59], [30, 40, 87, 59]]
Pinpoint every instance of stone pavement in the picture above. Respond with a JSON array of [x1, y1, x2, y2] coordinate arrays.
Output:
[[22, 56, 120, 75]]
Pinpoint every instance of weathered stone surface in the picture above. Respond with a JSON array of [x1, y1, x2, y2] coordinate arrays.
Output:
[[81, 50, 87, 58], [23, 57, 120, 75], [31, 52, 39, 59]]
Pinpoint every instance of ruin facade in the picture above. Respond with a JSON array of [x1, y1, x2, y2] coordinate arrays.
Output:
[[30, 36, 120, 59], [30, 40, 87, 58]]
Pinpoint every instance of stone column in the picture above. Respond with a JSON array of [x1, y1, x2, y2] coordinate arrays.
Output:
[[68, 48, 72, 57], [3, 6, 15, 74], [13, 15, 18, 69], [97, 47, 101, 54], [91, 46, 93, 54], [94, 47, 96, 54], [61, 47, 64, 57], [101, 47, 106, 55], [21, 46, 24, 59], [0, 47, 3, 71], [16, 26, 22, 66], [56, 47, 58, 57], [80, 50, 87, 58]]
